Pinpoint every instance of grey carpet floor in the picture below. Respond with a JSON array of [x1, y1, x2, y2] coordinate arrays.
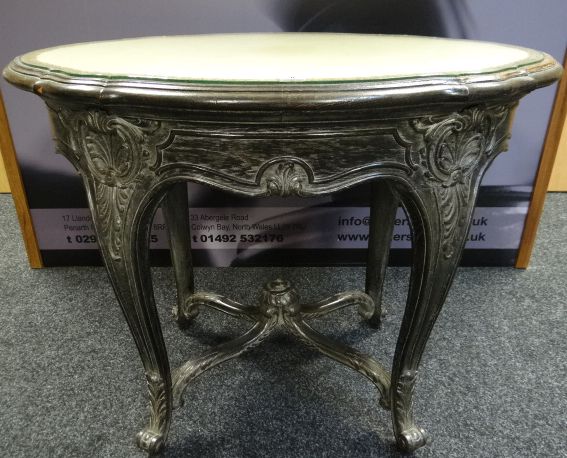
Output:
[[0, 193, 566, 458]]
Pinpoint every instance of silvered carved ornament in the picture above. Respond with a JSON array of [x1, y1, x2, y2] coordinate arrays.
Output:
[[409, 105, 511, 258], [49, 107, 166, 260], [262, 160, 310, 197]]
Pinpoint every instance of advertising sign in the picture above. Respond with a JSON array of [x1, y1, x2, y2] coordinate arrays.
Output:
[[1, 0, 564, 267]]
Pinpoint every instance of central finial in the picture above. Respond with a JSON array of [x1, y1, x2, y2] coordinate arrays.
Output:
[[261, 278, 300, 318], [265, 278, 291, 293]]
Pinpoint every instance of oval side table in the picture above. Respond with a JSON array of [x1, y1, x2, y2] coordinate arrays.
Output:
[[3, 33, 562, 455]]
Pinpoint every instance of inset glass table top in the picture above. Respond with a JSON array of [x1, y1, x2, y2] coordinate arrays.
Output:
[[4, 33, 561, 110], [15, 33, 547, 83]]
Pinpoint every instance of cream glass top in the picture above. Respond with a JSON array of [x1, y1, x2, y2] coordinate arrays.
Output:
[[22, 33, 539, 84]]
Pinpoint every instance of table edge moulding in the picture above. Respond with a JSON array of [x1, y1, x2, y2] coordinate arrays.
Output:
[[3, 33, 562, 455], [4, 33, 561, 110]]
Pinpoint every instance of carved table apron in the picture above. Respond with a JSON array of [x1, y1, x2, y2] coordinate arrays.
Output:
[[3, 34, 562, 454]]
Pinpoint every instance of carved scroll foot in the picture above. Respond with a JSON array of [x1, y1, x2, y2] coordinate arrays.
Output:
[[397, 427, 429, 453], [391, 368, 428, 451], [134, 373, 170, 454], [136, 429, 165, 455]]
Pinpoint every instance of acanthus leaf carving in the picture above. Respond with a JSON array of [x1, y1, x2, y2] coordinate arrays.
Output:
[[261, 160, 310, 197], [49, 106, 167, 261], [93, 182, 132, 261], [135, 373, 168, 454], [408, 104, 512, 258], [146, 373, 168, 431]]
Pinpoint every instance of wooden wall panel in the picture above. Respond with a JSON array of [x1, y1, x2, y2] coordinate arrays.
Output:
[[548, 115, 567, 191], [516, 49, 567, 267], [0, 149, 9, 192], [0, 89, 43, 267]]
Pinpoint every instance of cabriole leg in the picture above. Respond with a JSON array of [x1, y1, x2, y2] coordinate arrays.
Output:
[[85, 179, 172, 455], [390, 183, 478, 452], [162, 182, 195, 327], [365, 180, 398, 326]]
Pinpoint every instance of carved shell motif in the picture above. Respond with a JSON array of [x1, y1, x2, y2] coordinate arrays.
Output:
[[262, 161, 309, 197], [411, 105, 511, 258], [50, 107, 165, 260], [412, 105, 510, 187], [53, 108, 163, 187]]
